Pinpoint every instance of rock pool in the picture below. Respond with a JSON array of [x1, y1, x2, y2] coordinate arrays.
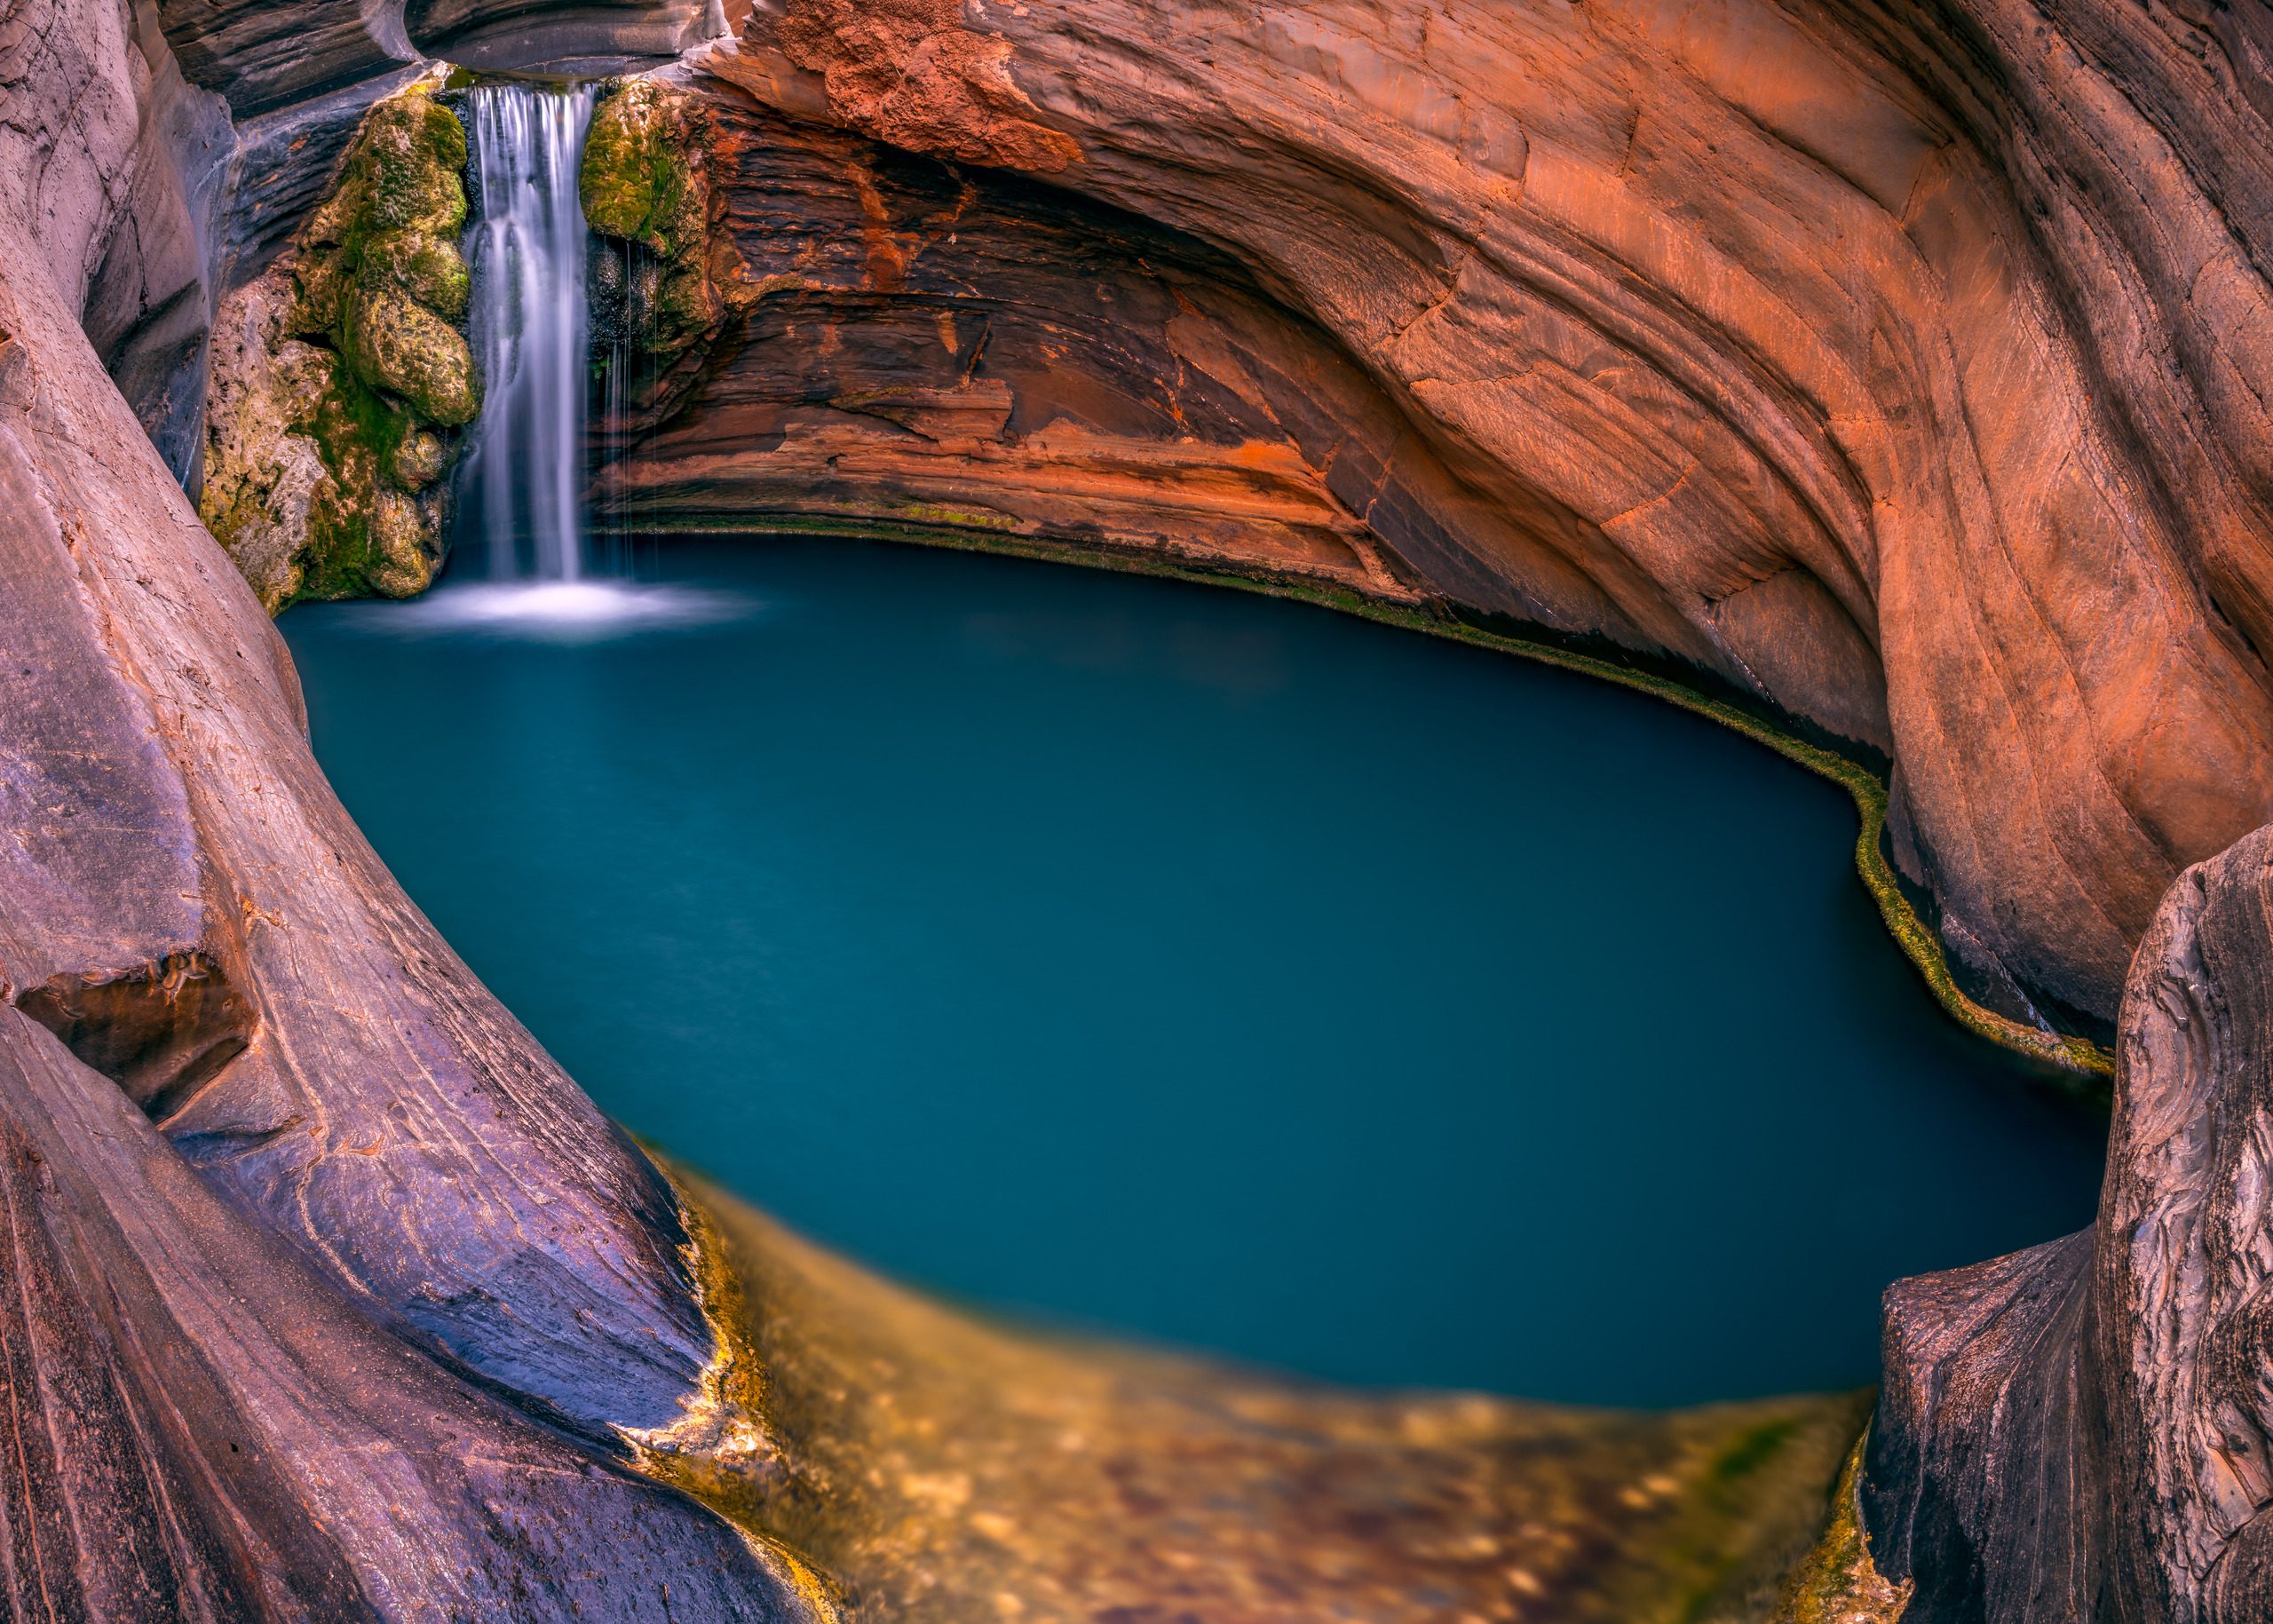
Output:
[[281, 535, 2105, 1406]]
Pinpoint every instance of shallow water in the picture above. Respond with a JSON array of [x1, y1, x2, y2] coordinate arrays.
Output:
[[281, 536, 2106, 1406]]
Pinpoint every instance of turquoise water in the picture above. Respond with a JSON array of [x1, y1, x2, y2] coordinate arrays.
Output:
[[281, 536, 2105, 1406]]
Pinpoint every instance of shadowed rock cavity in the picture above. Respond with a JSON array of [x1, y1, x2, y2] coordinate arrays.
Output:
[[404, 0, 729, 73], [15, 952, 254, 1123], [1863, 823, 2273, 1621]]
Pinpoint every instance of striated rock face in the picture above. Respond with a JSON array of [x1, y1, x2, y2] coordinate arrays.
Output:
[[600, 83, 1425, 605], [0, 0, 826, 1609], [707, 0, 2273, 1025], [1864, 822, 2273, 1621], [0, 1004, 811, 1620], [405, 0, 726, 71]]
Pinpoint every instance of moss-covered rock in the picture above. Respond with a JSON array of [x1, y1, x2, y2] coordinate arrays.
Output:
[[581, 80, 707, 259], [202, 72, 477, 609], [390, 429, 447, 491], [581, 78, 749, 393], [199, 273, 336, 612], [287, 353, 446, 602], [344, 287, 479, 425], [362, 229, 472, 320]]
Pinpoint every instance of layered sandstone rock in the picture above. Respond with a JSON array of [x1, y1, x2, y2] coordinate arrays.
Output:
[[701, 0, 2273, 1026], [598, 83, 1422, 599]]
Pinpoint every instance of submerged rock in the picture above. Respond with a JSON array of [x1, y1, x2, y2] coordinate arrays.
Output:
[[655, 1166, 1873, 1623]]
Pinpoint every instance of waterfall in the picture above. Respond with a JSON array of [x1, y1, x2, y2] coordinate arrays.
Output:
[[404, 78, 736, 636], [461, 83, 598, 582]]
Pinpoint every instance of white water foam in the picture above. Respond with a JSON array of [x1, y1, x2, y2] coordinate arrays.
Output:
[[349, 581, 756, 641]]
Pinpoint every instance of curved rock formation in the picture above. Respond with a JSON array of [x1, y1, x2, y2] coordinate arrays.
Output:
[[1862, 822, 2273, 1621], [601, 83, 1423, 606], [0, 0, 823, 1609], [686, 0, 2273, 1026]]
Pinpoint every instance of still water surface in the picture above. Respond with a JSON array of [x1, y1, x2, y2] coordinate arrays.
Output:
[[281, 537, 2105, 1406]]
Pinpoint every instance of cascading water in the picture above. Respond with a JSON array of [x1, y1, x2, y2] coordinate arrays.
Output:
[[400, 78, 735, 636], [461, 82, 598, 583]]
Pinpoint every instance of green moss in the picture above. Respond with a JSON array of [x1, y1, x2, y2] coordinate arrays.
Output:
[[361, 228, 471, 319], [1774, 1432, 1912, 1622], [581, 80, 705, 258], [275, 75, 473, 605], [344, 287, 479, 425], [648, 511, 2115, 1086]]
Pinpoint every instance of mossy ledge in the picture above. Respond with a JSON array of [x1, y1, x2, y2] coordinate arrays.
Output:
[[646, 510, 2116, 1089], [581, 77, 752, 424], [202, 72, 477, 608], [1772, 1431, 1912, 1621]]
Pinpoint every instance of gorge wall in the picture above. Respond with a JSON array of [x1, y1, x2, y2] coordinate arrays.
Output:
[[643, 0, 2273, 1035], [0, 0, 822, 1611]]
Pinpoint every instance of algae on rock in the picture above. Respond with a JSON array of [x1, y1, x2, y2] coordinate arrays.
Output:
[[582, 78, 751, 422], [202, 74, 478, 608]]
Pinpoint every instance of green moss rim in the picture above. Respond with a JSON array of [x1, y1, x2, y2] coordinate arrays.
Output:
[[639, 510, 2116, 1090]]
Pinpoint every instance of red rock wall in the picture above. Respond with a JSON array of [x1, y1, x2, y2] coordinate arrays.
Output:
[[674, 0, 2273, 1023]]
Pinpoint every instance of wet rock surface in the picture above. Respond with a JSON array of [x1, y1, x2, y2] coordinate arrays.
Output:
[[0, 1005, 812, 1621]]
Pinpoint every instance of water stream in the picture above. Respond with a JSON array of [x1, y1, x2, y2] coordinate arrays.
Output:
[[460, 82, 598, 585]]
